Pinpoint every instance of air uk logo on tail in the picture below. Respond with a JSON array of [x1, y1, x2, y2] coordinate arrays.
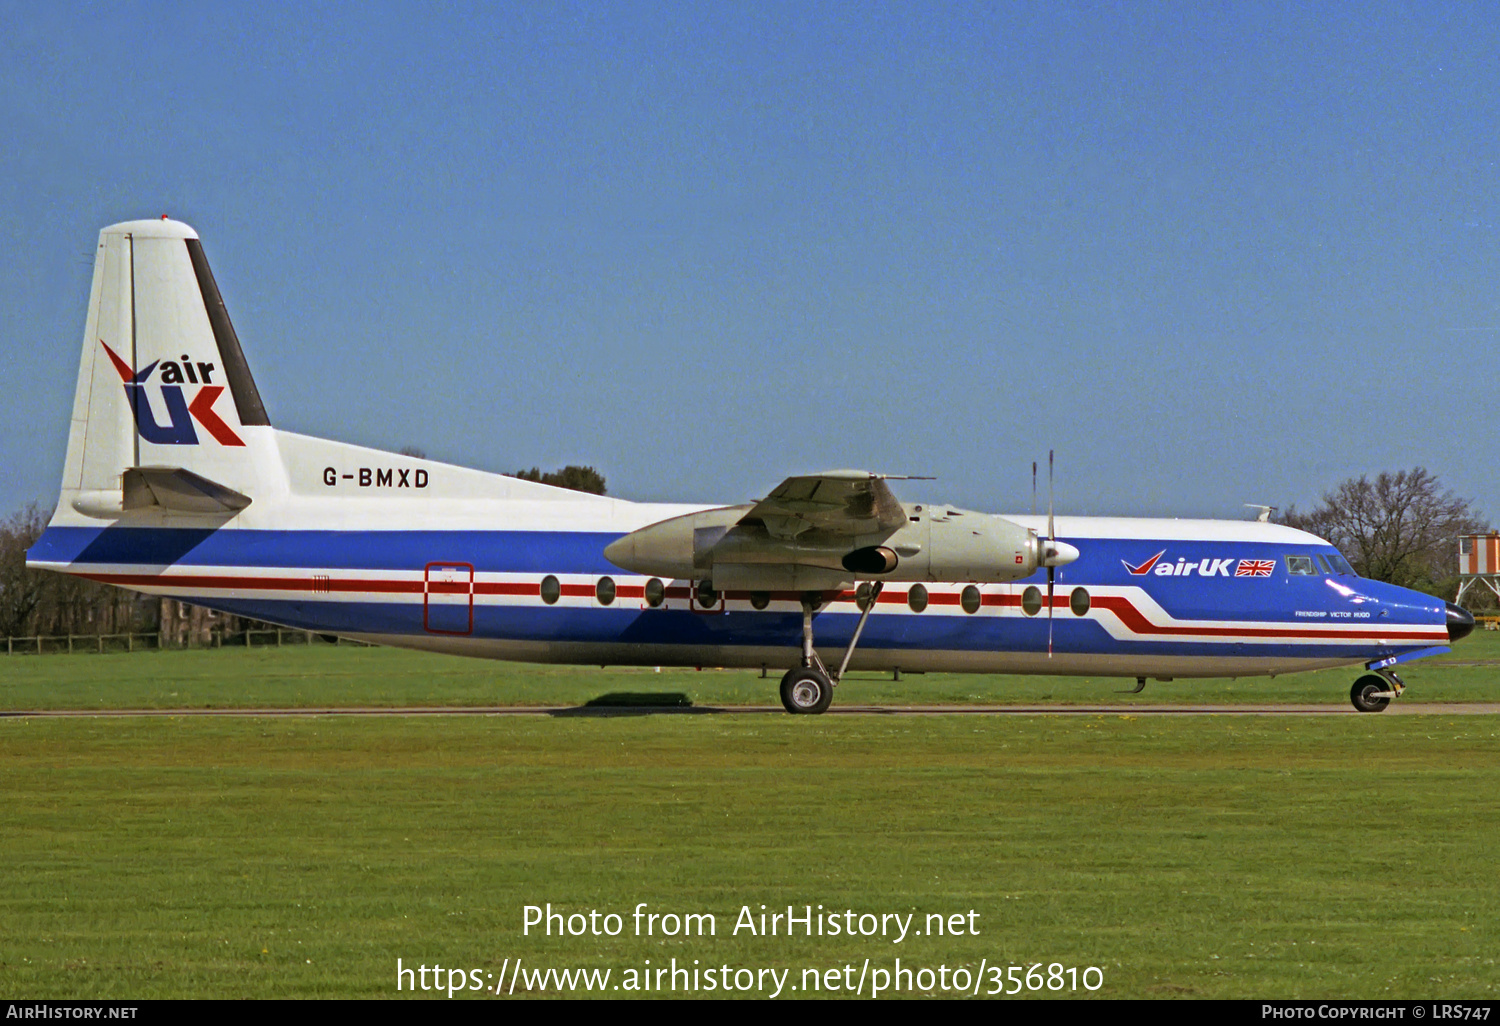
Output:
[[100, 341, 244, 446]]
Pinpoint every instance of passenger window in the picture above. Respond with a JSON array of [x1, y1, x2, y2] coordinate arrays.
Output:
[[1286, 555, 1316, 576], [1069, 587, 1090, 616], [960, 585, 981, 614], [644, 578, 665, 607], [596, 577, 617, 605], [907, 584, 929, 613], [1021, 586, 1043, 616], [696, 580, 718, 608], [540, 575, 561, 605]]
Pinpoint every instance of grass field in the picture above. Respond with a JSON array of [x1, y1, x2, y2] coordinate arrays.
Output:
[[1, 641, 1497, 999], [2, 628, 1499, 710]]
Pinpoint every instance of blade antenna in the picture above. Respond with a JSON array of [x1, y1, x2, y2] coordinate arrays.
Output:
[[1031, 461, 1037, 517], [1047, 450, 1055, 658]]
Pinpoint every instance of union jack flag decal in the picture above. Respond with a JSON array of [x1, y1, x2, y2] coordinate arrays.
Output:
[[1235, 559, 1275, 577]]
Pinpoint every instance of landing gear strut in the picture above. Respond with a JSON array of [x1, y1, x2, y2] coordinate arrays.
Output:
[[1350, 670, 1404, 713], [778, 584, 882, 715]]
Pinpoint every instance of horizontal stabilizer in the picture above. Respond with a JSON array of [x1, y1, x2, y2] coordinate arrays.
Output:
[[123, 466, 252, 514]]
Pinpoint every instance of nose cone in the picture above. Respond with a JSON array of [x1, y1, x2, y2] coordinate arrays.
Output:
[[1043, 540, 1080, 568], [603, 535, 637, 572], [1447, 602, 1476, 643]]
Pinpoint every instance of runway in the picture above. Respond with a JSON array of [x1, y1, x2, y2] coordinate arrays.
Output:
[[5, 703, 1500, 718]]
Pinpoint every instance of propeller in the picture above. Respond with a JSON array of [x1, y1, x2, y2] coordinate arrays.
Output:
[[1047, 450, 1055, 658], [1032, 450, 1079, 658]]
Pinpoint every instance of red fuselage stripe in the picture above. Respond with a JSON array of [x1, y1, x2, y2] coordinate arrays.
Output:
[[75, 572, 1444, 642]]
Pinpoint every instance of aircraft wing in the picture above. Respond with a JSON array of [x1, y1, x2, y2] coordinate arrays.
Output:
[[739, 471, 908, 540]]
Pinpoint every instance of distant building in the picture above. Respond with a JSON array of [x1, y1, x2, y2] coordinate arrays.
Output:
[[1456, 533, 1500, 606]]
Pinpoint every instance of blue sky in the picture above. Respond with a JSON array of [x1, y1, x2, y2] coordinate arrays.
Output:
[[3, 2, 1497, 521]]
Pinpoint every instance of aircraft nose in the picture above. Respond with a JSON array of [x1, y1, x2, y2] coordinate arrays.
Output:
[[1446, 602, 1476, 643]]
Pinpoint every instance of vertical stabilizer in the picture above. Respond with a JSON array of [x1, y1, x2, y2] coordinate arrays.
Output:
[[59, 218, 273, 518]]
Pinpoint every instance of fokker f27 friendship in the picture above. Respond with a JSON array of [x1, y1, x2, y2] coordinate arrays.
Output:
[[27, 219, 1476, 713]]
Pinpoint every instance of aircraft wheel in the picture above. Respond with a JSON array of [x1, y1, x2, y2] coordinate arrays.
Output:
[[780, 667, 834, 715], [1350, 674, 1391, 713]]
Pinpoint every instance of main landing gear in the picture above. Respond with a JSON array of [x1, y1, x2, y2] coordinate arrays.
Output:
[[1350, 669, 1405, 713], [779, 584, 882, 715]]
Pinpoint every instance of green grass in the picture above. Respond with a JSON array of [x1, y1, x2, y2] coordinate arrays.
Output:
[[1, 629, 1498, 710], [2, 642, 1497, 999], [1, 715, 1497, 999]]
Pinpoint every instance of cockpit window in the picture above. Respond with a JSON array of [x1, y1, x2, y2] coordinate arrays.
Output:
[[1327, 553, 1356, 576], [1286, 555, 1316, 575], [1315, 555, 1331, 575]]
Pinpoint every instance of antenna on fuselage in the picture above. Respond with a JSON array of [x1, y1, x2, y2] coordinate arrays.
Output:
[[1244, 503, 1277, 523]]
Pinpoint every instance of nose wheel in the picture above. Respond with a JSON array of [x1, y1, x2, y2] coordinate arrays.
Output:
[[1350, 670, 1404, 713]]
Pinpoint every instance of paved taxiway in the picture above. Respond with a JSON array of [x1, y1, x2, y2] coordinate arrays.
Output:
[[5, 704, 1500, 718]]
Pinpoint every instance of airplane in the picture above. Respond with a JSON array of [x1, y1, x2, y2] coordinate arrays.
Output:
[[25, 218, 1477, 714]]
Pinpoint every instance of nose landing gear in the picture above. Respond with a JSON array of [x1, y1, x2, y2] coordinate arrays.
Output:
[[1350, 670, 1405, 713]]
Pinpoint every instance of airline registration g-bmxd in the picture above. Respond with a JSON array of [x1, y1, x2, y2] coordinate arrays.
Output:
[[27, 219, 1477, 713]]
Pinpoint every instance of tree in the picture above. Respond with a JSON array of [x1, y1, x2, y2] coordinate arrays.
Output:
[[0, 503, 48, 636], [1279, 468, 1488, 597], [512, 465, 607, 495]]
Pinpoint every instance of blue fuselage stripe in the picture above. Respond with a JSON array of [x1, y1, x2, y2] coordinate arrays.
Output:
[[29, 525, 1450, 664]]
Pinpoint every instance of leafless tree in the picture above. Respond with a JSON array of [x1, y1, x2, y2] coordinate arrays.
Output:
[[1280, 468, 1488, 596], [0, 503, 49, 636], [0, 502, 160, 638]]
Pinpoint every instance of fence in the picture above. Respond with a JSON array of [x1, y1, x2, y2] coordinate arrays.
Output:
[[2, 630, 375, 655]]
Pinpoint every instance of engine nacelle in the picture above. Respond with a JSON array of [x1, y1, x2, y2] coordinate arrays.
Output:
[[842, 546, 899, 574]]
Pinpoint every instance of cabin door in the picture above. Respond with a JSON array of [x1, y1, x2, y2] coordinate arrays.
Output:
[[424, 562, 474, 635]]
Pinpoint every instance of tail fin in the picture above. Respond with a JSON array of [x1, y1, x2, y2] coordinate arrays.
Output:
[[60, 218, 272, 517]]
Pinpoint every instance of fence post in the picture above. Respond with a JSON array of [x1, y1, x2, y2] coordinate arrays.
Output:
[[68, 634, 74, 654]]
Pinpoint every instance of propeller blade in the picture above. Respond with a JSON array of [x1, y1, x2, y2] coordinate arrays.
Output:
[[1047, 565, 1055, 658], [1046, 450, 1056, 658], [1031, 461, 1037, 517], [1047, 449, 1055, 545]]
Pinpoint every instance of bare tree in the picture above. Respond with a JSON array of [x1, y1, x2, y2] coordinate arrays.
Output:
[[1280, 468, 1488, 596], [0, 503, 48, 636], [0, 502, 163, 638]]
